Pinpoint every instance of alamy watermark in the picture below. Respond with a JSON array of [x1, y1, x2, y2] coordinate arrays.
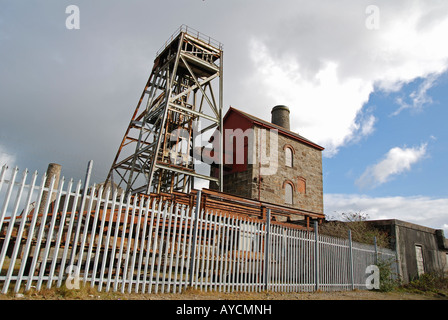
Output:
[[365, 5, 380, 30], [65, 265, 80, 289], [365, 264, 380, 290], [64, 5, 380, 31], [66, 5, 80, 30], [168, 124, 279, 176]]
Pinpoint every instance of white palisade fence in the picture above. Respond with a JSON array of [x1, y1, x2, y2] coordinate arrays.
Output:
[[0, 165, 397, 294]]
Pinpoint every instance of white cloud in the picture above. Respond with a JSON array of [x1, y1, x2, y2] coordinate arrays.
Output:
[[392, 74, 438, 116], [247, 42, 373, 156], [0, 145, 15, 168], [349, 109, 377, 145], [356, 143, 427, 189], [242, 1, 448, 156], [443, 224, 448, 236], [324, 193, 448, 234]]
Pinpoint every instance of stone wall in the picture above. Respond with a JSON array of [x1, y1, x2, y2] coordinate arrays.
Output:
[[221, 126, 324, 216], [250, 126, 324, 215], [369, 219, 448, 283], [222, 167, 255, 199]]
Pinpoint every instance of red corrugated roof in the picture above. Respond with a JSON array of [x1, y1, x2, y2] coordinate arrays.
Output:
[[224, 107, 325, 151]]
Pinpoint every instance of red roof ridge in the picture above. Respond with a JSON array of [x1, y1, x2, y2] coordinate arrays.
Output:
[[225, 107, 324, 151]]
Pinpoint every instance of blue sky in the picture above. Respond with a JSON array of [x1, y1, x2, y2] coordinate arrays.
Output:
[[322, 73, 448, 230], [0, 0, 447, 233], [325, 73, 448, 198]]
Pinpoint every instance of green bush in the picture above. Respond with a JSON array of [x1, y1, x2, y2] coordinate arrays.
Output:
[[405, 273, 448, 294], [376, 258, 400, 292]]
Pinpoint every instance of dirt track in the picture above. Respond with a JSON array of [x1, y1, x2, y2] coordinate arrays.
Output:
[[1, 288, 446, 300], [132, 289, 447, 300]]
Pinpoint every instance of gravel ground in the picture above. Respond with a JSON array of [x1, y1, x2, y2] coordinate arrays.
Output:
[[135, 289, 447, 300], [3, 289, 443, 320], [1, 288, 446, 300]]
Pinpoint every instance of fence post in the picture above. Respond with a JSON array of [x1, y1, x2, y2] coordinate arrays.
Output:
[[0, 165, 8, 194], [0, 167, 18, 233], [348, 229, 354, 290], [68, 160, 93, 269], [189, 190, 202, 287], [374, 236, 378, 265], [264, 208, 271, 291], [314, 220, 319, 291]]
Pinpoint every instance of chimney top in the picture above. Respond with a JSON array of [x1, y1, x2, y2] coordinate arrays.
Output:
[[271, 105, 290, 130]]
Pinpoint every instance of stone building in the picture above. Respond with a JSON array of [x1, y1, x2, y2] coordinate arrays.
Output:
[[211, 105, 325, 224]]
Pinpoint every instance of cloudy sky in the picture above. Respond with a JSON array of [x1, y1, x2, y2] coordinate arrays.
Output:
[[1, 0, 448, 234]]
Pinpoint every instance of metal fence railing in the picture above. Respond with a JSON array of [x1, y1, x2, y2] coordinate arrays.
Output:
[[0, 165, 397, 294], [156, 24, 223, 57]]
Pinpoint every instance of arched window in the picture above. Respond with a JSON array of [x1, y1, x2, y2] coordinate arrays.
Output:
[[284, 182, 293, 205], [285, 146, 293, 167]]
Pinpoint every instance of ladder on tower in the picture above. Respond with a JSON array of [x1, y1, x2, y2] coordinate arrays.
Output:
[[105, 25, 224, 197]]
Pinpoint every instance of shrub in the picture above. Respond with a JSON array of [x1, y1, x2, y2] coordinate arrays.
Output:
[[405, 273, 448, 294], [376, 257, 400, 292], [319, 212, 390, 248]]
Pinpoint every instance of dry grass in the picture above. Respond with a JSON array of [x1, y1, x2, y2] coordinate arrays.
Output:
[[320, 212, 391, 248], [0, 284, 446, 301]]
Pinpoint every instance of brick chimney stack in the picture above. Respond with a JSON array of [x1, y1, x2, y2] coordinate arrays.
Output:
[[271, 105, 290, 130]]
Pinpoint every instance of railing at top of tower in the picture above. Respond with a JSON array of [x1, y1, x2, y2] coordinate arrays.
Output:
[[156, 24, 223, 57]]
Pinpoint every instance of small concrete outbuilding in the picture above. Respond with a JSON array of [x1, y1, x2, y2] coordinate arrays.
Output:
[[369, 219, 448, 283]]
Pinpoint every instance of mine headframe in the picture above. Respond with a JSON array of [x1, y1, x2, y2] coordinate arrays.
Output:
[[106, 25, 223, 196]]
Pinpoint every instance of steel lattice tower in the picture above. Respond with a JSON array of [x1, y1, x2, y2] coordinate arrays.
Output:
[[106, 25, 223, 196]]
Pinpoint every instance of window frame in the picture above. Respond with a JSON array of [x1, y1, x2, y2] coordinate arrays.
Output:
[[284, 145, 294, 168], [283, 181, 294, 205], [415, 244, 425, 276]]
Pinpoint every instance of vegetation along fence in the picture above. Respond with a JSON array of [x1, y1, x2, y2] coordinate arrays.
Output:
[[0, 165, 397, 294]]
